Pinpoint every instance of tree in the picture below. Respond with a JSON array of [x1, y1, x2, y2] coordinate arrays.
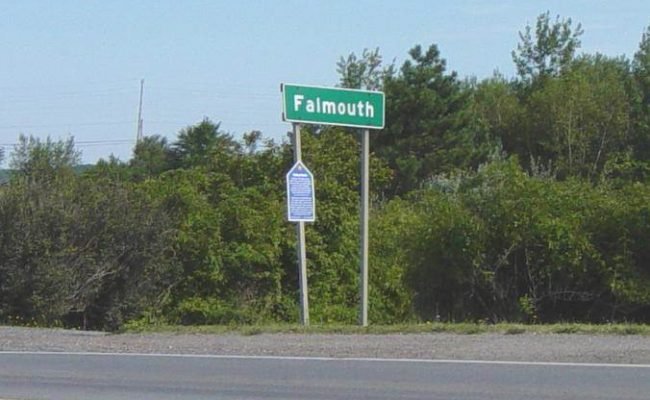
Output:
[[10, 135, 80, 182], [172, 118, 240, 169], [61, 177, 179, 330], [633, 26, 650, 105], [0, 169, 179, 330], [374, 44, 477, 196], [336, 48, 393, 90], [368, 199, 417, 323], [242, 130, 262, 155], [84, 155, 132, 182], [466, 74, 522, 162], [527, 54, 633, 179], [512, 12, 583, 82], [631, 26, 650, 163], [130, 135, 175, 178]]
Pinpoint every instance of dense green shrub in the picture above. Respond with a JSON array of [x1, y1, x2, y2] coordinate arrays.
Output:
[[381, 159, 650, 323]]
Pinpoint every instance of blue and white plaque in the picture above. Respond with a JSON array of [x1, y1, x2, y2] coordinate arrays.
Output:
[[286, 161, 315, 222]]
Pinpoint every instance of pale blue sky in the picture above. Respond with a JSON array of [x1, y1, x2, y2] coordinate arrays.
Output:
[[1, 0, 648, 164]]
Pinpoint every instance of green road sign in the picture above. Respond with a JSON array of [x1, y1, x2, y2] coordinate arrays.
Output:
[[282, 84, 385, 129]]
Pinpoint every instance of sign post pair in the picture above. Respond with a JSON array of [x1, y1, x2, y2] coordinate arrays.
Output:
[[282, 83, 385, 327]]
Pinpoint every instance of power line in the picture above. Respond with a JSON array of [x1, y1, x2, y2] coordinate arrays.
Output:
[[0, 78, 142, 92], [0, 139, 134, 147], [0, 121, 134, 130]]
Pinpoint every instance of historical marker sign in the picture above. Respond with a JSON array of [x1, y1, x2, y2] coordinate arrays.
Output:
[[282, 83, 385, 129], [286, 160, 315, 222]]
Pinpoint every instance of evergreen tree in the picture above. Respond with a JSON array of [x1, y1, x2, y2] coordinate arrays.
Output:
[[375, 44, 476, 196]]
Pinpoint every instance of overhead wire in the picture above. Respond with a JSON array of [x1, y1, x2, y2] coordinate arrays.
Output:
[[0, 139, 134, 148], [0, 79, 287, 154]]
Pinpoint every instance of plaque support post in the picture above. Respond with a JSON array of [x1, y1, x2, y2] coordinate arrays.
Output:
[[291, 123, 309, 326]]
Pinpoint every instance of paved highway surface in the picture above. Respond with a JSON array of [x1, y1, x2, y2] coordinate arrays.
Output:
[[1, 352, 649, 400]]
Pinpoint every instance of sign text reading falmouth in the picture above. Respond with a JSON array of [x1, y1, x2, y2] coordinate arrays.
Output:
[[282, 84, 385, 129]]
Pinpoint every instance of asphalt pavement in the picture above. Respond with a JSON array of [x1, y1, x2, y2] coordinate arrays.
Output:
[[1, 352, 649, 400]]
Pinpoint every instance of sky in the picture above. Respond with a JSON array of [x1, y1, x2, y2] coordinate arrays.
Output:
[[1, 0, 648, 165]]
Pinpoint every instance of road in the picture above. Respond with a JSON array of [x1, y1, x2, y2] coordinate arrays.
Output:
[[1, 352, 649, 400]]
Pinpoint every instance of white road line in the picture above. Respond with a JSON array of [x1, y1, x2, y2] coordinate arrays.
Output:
[[0, 351, 649, 369]]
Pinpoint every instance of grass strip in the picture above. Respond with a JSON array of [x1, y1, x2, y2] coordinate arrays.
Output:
[[122, 321, 650, 336]]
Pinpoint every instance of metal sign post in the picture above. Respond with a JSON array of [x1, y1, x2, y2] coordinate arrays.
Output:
[[289, 123, 310, 326], [359, 128, 370, 326]]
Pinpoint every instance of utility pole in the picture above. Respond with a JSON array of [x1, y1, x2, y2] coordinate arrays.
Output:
[[136, 79, 144, 142]]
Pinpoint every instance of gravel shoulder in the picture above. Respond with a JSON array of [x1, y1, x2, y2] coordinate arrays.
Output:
[[1, 326, 649, 364]]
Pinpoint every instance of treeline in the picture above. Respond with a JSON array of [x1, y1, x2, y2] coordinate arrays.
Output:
[[1, 13, 650, 330]]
